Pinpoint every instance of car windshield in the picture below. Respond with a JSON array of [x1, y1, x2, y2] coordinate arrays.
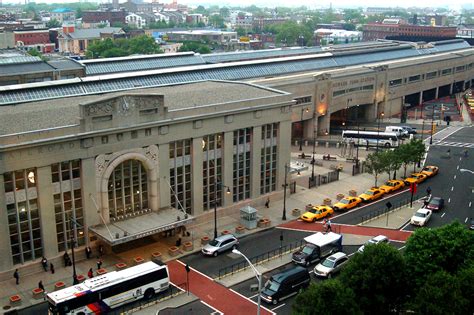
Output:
[[365, 191, 374, 195], [415, 212, 426, 218], [367, 239, 377, 245], [430, 199, 440, 205], [422, 167, 430, 172], [307, 208, 316, 213], [340, 199, 350, 204], [302, 245, 314, 255], [264, 280, 280, 292], [321, 258, 335, 268], [385, 182, 394, 186], [208, 239, 220, 246]]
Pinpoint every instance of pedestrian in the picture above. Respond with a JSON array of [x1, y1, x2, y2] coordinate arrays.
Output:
[[41, 256, 48, 272], [97, 258, 102, 270], [88, 268, 93, 278], [85, 246, 92, 259], [63, 252, 70, 267], [265, 198, 270, 208], [327, 219, 332, 232], [464, 149, 468, 157], [175, 237, 182, 247], [447, 149, 451, 157], [13, 269, 19, 285], [50, 263, 55, 274], [426, 186, 432, 196], [323, 218, 328, 232], [38, 280, 44, 291], [98, 245, 104, 257]]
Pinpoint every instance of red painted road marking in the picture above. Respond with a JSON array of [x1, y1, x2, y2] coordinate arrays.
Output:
[[167, 260, 275, 315], [278, 220, 412, 242]]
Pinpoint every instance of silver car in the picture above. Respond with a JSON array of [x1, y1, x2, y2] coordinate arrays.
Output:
[[313, 252, 349, 278], [201, 234, 239, 257]]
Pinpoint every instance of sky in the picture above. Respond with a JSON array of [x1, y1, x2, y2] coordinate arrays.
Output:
[[1, 0, 471, 10]]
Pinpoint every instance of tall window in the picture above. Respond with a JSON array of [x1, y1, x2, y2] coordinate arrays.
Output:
[[261, 123, 278, 194], [203, 134, 223, 210], [107, 160, 148, 219], [233, 128, 252, 202], [4, 169, 42, 265], [169, 139, 192, 214], [52, 160, 84, 252]]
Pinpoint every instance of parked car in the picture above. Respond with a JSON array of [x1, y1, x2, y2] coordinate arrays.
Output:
[[379, 180, 405, 193], [300, 205, 334, 222], [411, 208, 432, 226], [201, 234, 239, 257], [357, 235, 389, 252], [425, 197, 444, 211], [313, 252, 349, 278], [404, 173, 428, 185], [260, 266, 310, 305], [358, 187, 385, 202], [332, 197, 362, 212], [421, 165, 439, 177], [401, 126, 417, 134]]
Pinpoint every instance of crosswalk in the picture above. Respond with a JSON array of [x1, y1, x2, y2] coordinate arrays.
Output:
[[432, 141, 474, 148]]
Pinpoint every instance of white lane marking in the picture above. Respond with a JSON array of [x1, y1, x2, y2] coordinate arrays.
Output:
[[454, 175, 456, 180], [459, 157, 462, 161], [441, 212, 446, 218], [169, 281, 186, 292], [457, 165, 459, 170], [465, 217, 468, 223], [400, 221, 412, 231], [272, 304, 287, 311], [249, 293, 259, 299], [469, 202, 472, 208], [448, 198, 451, 203], [437, 126, 463, 142], [399, 245, 406, 251], [451, 186, 454, 191], [175, 260, 216, 281], [229, 289, 276, 314], [200, 301, 224, 314]]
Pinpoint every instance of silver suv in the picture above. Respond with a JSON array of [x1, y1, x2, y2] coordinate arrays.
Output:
[[201, 234, 239, 257], [313, 252, 349, 278]]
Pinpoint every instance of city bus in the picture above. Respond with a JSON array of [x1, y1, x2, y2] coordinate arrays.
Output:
[[342, 130, 400, 148], [47, 261, 169, 314]]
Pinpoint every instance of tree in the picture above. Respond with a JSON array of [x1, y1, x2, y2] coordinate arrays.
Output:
[[339, 243, 408, 314], [178, 41, 211, 54], [365, 151, 385, 187], [209, 14, 224, 28], [408, 139, 426, 172], [292, 280, 362, 315], [85, 35, 162, 59], [236, 27, 246, 37], [404, 221, 474, 290], [129, 35, 162, 54], [46, 18, 61, 28], [219, 7, 230, 18], [397, 142, 412, 177]]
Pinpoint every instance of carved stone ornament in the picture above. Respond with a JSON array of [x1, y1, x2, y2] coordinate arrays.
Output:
[[86, 102, 113, 116], [144, 145, 159, 165], [95, 145, 159, 177]]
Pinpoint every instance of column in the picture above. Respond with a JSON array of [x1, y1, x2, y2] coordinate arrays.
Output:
[[251, 126, 262, 198], [222, 131, 233, 207], [303, 115, 316, 140], [318, 114, 330, 135], [419, 91, 423, 105], [158, 143, 171, 210], [277, 121, 291, 190], [0, 175, 13, 270], [81, 157, 100, 244], [191, 137, 204, 216], [37, 165, 58, 258], [435, 87, 439, 99]]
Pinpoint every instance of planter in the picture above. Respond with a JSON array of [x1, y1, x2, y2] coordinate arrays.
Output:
[[76, 274, 85, 283], [97, 268, 107, 275], [55, 281, 65, 290], [168, 246, 180, 257], [235, 225, 245, 234], [258, 218, 270, 228], [305, 204, 314, 211], [183, 241, 193, 252], [336, 193, 345, 201], [221, 230, 231, 235], [323, 198, 332, 206], [32, 288, 43, 299], [292, 208, 301, 217], [9, 295, 21, 305], [116, 262, 127, 270], [133, 256, 144, 265], [200, 236, 210, 245], [152, 251, 162, 260], [349, 189, 357, 197]]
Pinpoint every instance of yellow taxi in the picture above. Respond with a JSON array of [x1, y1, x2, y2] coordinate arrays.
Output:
[[379, 180, 405, 193], [404, 173, 428, 185], [333, 196, 362, 212], [358, 187, 385, 202], [421, 165, 439, 177], [300, 205, 334, 223]]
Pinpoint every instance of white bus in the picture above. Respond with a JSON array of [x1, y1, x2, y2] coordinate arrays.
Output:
[[342, 130, 400, 148], [47, 261, 169, 315]]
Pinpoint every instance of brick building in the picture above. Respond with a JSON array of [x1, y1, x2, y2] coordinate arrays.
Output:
[[363, 22, 457, 41], [81, 10, 127, 28], [13, 29, 55, 53]]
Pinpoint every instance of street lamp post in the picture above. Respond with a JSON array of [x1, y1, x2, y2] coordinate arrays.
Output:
[[429, 104, 435, 145], [355, 104, 360, 166], [67, 214, 79, 285], [299, 107, 308, 151], [311, 113, 316, 184], [232, 249, 262, 315], [213, 181, 231, 239], [282, 163, 288, 220], [376, 111, 384, 152]]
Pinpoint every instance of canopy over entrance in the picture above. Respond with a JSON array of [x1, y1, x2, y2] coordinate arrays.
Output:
[[89, 208, 194, 245]]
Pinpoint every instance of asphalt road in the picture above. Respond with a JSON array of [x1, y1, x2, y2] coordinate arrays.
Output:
[[158, 300, 215, 314]]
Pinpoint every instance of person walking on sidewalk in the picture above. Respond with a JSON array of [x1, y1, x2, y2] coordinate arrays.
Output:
[[265, 198, 270, 208], [63, 252, 71, 267], [13, 269, 19, 285], [327, 219, 333, 232], [97, 258, 102, 270], [50, 263, 55, 274], [38, 280, 44, 291], [88, 268, 94, 278], [85, 246, 92, 259], [41, 256, 48, 271]]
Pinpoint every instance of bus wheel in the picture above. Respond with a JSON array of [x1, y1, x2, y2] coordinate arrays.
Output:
[[144, 288, 155, 300], [384, 143, 391, 148]]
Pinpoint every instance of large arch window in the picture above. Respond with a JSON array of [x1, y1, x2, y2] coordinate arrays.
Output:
[[107, 160, 148, 219]]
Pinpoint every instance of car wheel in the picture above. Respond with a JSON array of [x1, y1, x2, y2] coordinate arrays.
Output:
[[328, 273, 332, 279], [272, 298, 279, 305], [232, 244, 237, 250], [144, 288, 155, 300], [213, 251, 218, 257], [313, 218, 317, 223]]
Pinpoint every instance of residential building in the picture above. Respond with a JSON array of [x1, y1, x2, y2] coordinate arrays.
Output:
[[81, 10, 127, 29], [314, 29, 362, 45], [363, 21, 457, 41], [50, 8, 75, 23], [12, 29, 55, 53], [252, 17, 289, 32], [58, 25, 124, 55], [126, 13, 147, 29], [166, 30, 237, 44]]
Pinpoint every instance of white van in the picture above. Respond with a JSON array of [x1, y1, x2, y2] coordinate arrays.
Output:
[[385, 126, 408, 138]]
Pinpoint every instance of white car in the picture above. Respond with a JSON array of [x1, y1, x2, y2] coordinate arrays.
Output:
[[411, 208, 432, 226], [357, 235, 389, 253], [313, 252, 349, 278]]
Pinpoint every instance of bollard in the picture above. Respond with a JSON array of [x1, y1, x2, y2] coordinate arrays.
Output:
[[325, 142, 329, 148], [336, 143, 340, 148], [304, 140, 308, 147], [315, 141, 319, 147]]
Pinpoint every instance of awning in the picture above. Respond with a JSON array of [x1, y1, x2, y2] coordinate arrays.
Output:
[[89, 208, 194, 246]]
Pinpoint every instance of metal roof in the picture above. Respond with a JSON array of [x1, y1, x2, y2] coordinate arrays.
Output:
[[0, 55, 41, 65], [0, 40, 471, 106]]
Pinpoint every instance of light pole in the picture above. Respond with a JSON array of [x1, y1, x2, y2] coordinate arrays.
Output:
[[376, 111, 384, 152], [299, 107, 309, 151], [355, 104, 360, 166], [311, 112, 316, 184], [232, 249, 262, 315], [67, 214, 79, 285], [213, 181, 231, 239], [429, 104, 435, 145], [282, 163, 288, 220]]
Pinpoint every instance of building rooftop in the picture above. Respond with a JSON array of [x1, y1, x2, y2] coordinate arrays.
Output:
[[62, 27, 122, 39]]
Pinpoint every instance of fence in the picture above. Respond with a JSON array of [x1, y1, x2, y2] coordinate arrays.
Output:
[[352, 162, 367, 176], [359, 193, 421, 225], [308, 170, 339, 189], [217, 239, 305, 279]]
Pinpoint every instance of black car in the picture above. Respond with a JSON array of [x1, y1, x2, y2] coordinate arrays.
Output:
[[425, 197, 444, 211], [470, 218, 474, 230], [260, 266, 310, 305]]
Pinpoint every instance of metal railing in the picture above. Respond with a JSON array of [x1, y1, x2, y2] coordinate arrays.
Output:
[[308, 170, 339, 188], [217, 239, 305, 279], [359, 193, 421, 225]]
